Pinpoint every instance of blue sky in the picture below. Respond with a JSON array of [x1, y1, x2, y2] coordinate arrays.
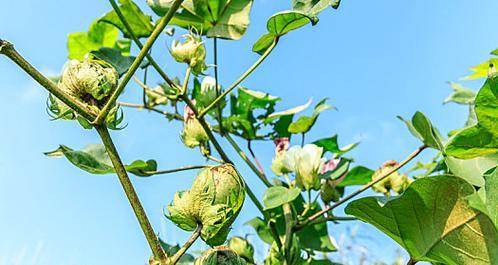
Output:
[[1, 1, 498, 264]]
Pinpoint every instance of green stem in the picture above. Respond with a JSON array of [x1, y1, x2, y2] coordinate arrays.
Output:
[[282, 203, 294, 263], [294, 144, 428, 231], [198, 38, 278, 118], [307, 215, 357, 226], [213, 37, 224, 134], [247, 140, 266, 176], [145, 165, 209, 176], [95, 125, 167, 262], [406, 258, 417, 265], [245, 183, 283, 250], [225, 134, 271, 187], [95, 0, 185, 125], [108, 0, 179, 92], [0, 40, 97, 121], [168, 225, 202, 265], [181, 67, 191, 95]]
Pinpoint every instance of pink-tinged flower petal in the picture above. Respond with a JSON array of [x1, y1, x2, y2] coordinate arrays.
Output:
[[184, 100, 197, 121], [273, 137, 289, 155], [321, 158, 341, 174]]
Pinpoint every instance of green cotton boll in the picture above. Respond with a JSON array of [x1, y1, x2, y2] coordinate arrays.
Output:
[[283, 144, 325, 191], [170, 34, 207, 75], [145, 86, 168, 107], [372, 160, 413, 196], [194, 246, 247, 265], [61, 58, 118, 102], [166, 164, 246, 246], [227, 237, 255, 263]]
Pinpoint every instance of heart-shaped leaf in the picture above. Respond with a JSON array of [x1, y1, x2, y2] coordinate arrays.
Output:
[[445, 154, 498, 187], [398, 111, 444, 150], [263, 186, 301, 210], [345, 175, 498, 265], [44, 144, 157, 176]]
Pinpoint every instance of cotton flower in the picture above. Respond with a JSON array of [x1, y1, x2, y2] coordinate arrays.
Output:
[[170, 34, 206, 74], [282, 144, 325, 191]]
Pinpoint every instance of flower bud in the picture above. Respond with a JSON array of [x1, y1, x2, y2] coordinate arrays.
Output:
[[182, 103, 209, 148], [61, 58, 118, 102], [194, 246, 247, 265], [146, 86, 168, 107], [320, 179, 342, 204], [281, 144, 325, 191], [227, 237, 254, 263], [171, 34, 206, 75], [372, 160, 413, 196], [271, 137, 291, 176], [167, 164, 245, 246]]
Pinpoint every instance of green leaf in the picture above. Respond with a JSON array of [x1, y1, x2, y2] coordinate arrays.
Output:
[[265, 98, 312, 123], [100, 0, 154, 38], [464, 58, 498, 80], [492, 48, 498, 56], [467, 167, 498, 230], [44, 144, 157, 176], [293, 0, 341, 15], [336, 166, 373, 187], [313, 134, 359, 156], [267, 10, 317, 36], [345, 175, 498, 265], [148, 0, 253, 40], [399, 111, 444, 150], [446, 77, 498, 158], [288, 98, 335, 134], [245, 217, 274, 244], [445, 154, 498, 187], [263, 186, 301, 210], [67, 20, 119, 60], [443, 82, 476, 105], [252, 33, 276, 55], [90, 47, 148, 76]]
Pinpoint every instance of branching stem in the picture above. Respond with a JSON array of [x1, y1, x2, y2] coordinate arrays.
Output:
[[198, 38, 278, 118], [294, 144, 427, 231], [0, 40, 97, 121], [95, 0, 185, 125], [145, 165, 209, 176]]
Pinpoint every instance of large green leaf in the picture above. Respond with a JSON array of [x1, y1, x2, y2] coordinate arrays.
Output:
[[446, 77, 498, 158], [148, 0, 253, 40], [100, 0, 154, 38], [45, 144, 157, 176], [67, 20, 119, 60], [467, 167, 498, 230], [345, 176, 498, 264], [263, 186, 301, 210], [445, 154, 498, 187]]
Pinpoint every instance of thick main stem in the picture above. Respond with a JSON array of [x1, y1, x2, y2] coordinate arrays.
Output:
[[95, 125, 166, 262], [95, 0, 185, 125], [0, 40, 97, 121], [295, 144, 427, 231]]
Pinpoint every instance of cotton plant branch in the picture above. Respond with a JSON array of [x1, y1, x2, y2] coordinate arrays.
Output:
[[144, 165, 210, 176], [282, 203, 294, 263], [225, 134, 272, 187], [95, 125, 167, 262], [198, 38, 278, 118], [213, 37, 224, 134], [294, 144, 428, 231], [0, 40, 97, 121], [94, 0, 185, 125], [167, 225, 202, 265], [247, 140, 267, 176]]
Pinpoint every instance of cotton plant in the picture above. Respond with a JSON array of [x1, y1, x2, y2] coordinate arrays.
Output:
[[1, 0, 497, 264]]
